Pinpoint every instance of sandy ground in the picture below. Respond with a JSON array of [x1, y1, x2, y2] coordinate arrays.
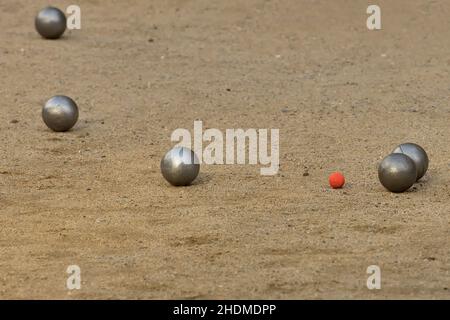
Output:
[[0, 0, 449, 299]]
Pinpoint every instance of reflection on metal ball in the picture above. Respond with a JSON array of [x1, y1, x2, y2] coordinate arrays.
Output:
[[392, 143, 429, 181], [42, 95, 79, 132], [161, 147, 200, 186], [35, 7, 67, 39], [378, 153, 417, 193]]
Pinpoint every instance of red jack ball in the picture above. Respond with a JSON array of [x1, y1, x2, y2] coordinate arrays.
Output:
[[329, 172, 345, 189]]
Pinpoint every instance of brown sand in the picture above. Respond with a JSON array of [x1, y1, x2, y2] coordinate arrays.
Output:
[[0, 0, 449, 299]]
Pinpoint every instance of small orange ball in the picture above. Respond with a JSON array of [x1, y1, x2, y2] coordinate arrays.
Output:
[[329, 172, 345, 189]]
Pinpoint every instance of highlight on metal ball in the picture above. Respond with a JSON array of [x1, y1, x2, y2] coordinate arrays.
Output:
[[42, 95, 79, 132], [392, 143, 429, 181], [35, 6, 67, 39], [160, 147, 200, 186], [378, 153, 417, 193]]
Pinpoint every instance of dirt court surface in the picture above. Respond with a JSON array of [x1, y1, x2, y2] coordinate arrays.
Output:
[[1, 0, 449, 299]]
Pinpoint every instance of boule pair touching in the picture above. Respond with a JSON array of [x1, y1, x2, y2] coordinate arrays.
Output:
[[378, 143, 429, 193]]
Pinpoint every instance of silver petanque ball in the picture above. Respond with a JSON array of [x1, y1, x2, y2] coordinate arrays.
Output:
[[392, 143, 429, 181], [161, 147, 200, 186], [378, 153, 417, 193], [35, 7, 67, 39], [42, 95, 79, 132]]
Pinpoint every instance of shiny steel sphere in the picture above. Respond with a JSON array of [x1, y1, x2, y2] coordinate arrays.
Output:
[[392, 143, 429, 181], [42, 95, 79, 132], [378, 153, 417, 193], [35, 7, 67, 39], [161, 147, 200, 186]]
